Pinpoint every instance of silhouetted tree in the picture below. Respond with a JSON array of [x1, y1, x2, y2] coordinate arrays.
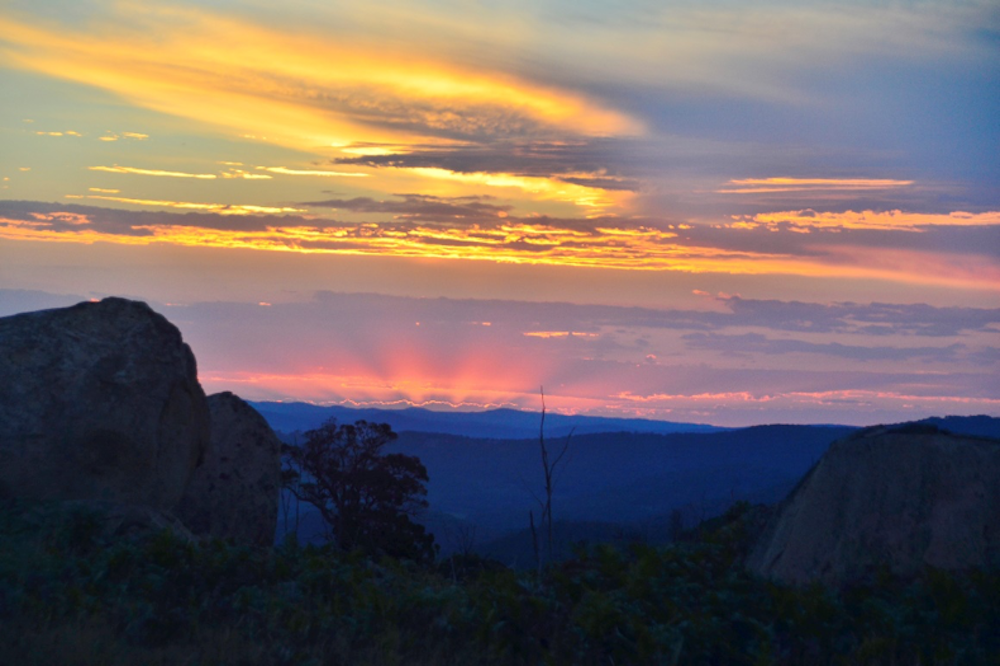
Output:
[[529, 388, 572, 575], [283, 419, 435, 561]]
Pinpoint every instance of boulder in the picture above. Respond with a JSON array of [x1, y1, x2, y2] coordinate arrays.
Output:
[[0, 298, 209, 511], [176, 392, 281, 546], [747, 426, 1000, 586]]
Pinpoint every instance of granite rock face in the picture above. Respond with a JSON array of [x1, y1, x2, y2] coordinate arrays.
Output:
[[747, 426, 1000, 586], [176, 392, 281, 546], [0, 298, 210, 511]]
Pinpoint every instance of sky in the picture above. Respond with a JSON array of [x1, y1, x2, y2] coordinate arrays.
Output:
[[1, 0, 998, 427]]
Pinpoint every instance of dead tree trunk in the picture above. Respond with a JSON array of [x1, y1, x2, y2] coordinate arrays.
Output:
[[536, 387, 572, 570]]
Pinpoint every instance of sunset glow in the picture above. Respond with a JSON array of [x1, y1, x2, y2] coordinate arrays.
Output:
[[0, 5, 637, 155], [1, 0, 996, 425], [2, 205, 996, 293]]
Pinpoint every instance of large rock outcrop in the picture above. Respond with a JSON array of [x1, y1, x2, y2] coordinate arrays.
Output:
[[176, 392, 281, 546], [0, 298, 210, 510], [0, 298, 285, 546], [747, 425, 1000, 586]]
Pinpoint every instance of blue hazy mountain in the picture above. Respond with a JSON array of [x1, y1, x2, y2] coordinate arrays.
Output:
[[392, 425, 856, 542], [274, 420, 859, 552], [913, 415, 1000, 439], [250, 401, 725, 439], [268, 405, 1000, 558]]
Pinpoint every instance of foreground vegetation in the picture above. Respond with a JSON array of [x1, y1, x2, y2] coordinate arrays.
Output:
[[1, 500, 998, 665]]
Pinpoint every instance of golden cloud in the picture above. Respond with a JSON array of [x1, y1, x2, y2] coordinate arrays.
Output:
[[523, 331, 599, 339], [735, 209, 1000, 231], [63, 194, 305, 215], [98, 131, 148, 142], [3, 205, 998, 291], [718, 177, 914, 194], [401, 167, 632, 214], [221, 169, 272, 180], [89, 165, 218, 179], [259, 167, 368, 178], [0, 5, 639, 154]]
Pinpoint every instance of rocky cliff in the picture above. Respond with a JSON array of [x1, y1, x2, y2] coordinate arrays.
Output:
[[0, 298, 209, 510], [0, 298, 280, 546], [177, 392, 281, 546], [747, 425, 1000, 586]]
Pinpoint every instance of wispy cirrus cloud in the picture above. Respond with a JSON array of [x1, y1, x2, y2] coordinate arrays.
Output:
[[0, 4, 639, 154], [333, 139, 637, 181], [300, 194, 513, 222], [220, 169, 272, 180], [736, 209, 1000, 231], [332, 140, 641, 210], [89, 165, 219, 179], [62, 195, 306, 215], [258, 166, 369, 178], [718, 178, 914, 194], [0, 204, 838, 275], [392, 167, 631, 212], [98, 131, 148, 142], [1, 199, 998, 290], [35, 130, 82, 137]]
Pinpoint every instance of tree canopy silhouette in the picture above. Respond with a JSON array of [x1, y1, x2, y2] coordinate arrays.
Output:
[[283, 419, 435, 561]]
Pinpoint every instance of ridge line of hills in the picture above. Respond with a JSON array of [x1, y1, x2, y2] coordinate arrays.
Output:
[[250, 400, 999, 441], [251, 400, 734, 440], [258, 400, 1000, 559]]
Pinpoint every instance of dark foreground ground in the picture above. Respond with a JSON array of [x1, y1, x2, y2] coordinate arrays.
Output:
[[2, 499, 998, 665]]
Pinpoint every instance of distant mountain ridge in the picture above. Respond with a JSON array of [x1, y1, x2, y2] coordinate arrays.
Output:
[[276, 423, 858, 552], [250, 401, 725, 439], [270, 410, 1000, 557], [913, 415, 1000, 439], [250, 402, 1000, 442]]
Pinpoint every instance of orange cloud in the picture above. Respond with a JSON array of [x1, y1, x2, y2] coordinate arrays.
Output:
[[89, 165, 218, 179], [523, 331, 599, 339], [719, 177, 913, 194], [736, 209, 1000, 231], [63, 194, 305, 215], [3, 204, 998, 291], [221, 169, 272, 180], [0, 5, 639, 156], [401, 167, 631, 214], [259, 166, 368, 178]]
